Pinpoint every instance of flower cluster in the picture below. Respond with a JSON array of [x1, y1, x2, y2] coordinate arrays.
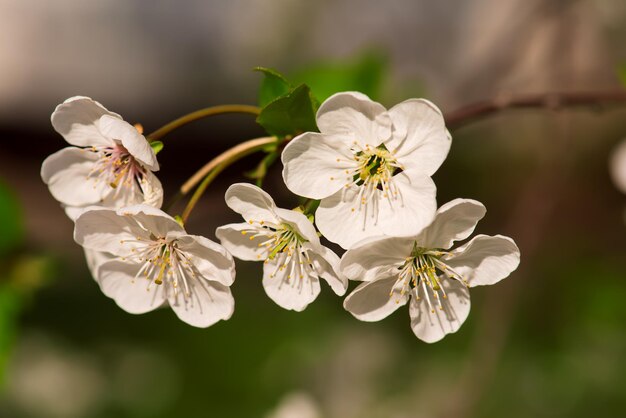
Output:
[[43, 91, 520, 342]]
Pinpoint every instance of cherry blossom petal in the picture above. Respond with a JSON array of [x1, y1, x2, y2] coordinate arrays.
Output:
[[175, 234, 236, 286], [340, 236, 413, 281], [274, 208, 320, 246], [610, 138, 626, 194], [415, 198, 486, 249], [302, 242, 347, 296], [98, 115, 159, 171], [97, 170, 164, 212], [138, 171, 164, 208], [64, 205, 88, 221], [409, 279, 470, 343], [343, 277, 408, 321], [41, 147, 107, 206], [216, 223, 270, 261], [116, 205, 184, 238], [224, 183, 280, 224], [444, 234, 520, 287], [51, 96, 119, 148], [97, 260, 167, 314], [168, 279, 234, 327], [84, 249, 114, 281], [281, 132, 355, 199], [369, 171, 437, 239], [316, 92, 392, 146], [262, 253, 321, 311], [74, 207, 149, 256], [316, 172, 436, 249], [386, 99, 451, 176]]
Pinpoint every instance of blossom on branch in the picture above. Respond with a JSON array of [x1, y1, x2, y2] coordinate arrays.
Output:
[[341, 198, 520, 343], [41, 96, 163, 219], [281, 92, 451, 249], [74, 205, 235, 327], [216, 183, 347, 311]]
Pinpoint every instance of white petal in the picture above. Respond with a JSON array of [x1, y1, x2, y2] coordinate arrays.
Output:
[[84, 249, 114, 281], [316, 92, 392, 145], [215, 223, 270, 261], [51, 96, 119, 148], [369, 172, 437, 239], [340, 236, 412, 281], [610, 139, 626, 194], [168, 280, 235, 328], [315, 172, 436, 249], [138, 170, 164, 208], [98, 170, 164, 211], [415, 198, 486, 249], [409, 279, 470, 343], [262, 253, 321, 311], [98, 115, 159, 171], [224, 183, 280, 224], [281, 132, 355, 199], [74, 207, 148, 255], [64, 205, 88, 221], [274, 208, 320, 246], [174, 234, 236, 286], [343, 277, 408, 321], [386, 99, 451, 176], [302, 242, 347, 296], [116, 205, 184, 238], [41, 147, 107, 206], [445, 235, 520, 287], [97, 260, 167, 314]]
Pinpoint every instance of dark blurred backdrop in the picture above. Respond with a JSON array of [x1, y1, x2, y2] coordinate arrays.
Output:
[[1, 1, 625, 417]]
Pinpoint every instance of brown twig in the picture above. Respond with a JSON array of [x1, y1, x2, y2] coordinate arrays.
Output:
[[445, 90, 626, 129]]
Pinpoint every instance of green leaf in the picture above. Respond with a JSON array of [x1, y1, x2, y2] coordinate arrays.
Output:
[[255, 67, 292, 108], [150, 140, 164, 154], [0, 180, 23, 255], [245, 151, 280, 187], [256, 84, 318, 137], [290, 51, 387, 102], [0, 284, 21, 387]]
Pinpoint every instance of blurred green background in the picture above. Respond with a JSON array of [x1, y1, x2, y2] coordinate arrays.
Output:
[[1, 1, 626, 417]]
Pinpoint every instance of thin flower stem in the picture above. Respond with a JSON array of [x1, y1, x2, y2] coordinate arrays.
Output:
[[179, 136, 278, 223], [445, 90, 626, 130], [303, 199, 320, 215], [146, 104, 261, 141]]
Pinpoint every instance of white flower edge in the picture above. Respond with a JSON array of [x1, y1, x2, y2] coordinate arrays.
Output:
[[341, 198, 520, 343], [280, 92, 449, 248], [610, 138, 626, 195], [74, 204, 235, 328], [42, 96, 162, 215], [216, 183, 347, 311]]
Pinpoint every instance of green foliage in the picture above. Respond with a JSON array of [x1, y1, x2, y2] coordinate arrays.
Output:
[[0, 181, 23, 255], [618, 63, 626, 87], [254, 53, 387, 139], [150, 140, 164, 155], [245, 149, 280, 187], [256, 84, 319, 138], [255, 67, 292, 108], [0, 285, 21, 387], [291, 51, 387, 102]]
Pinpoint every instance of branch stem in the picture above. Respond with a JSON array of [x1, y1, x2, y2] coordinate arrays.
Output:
[[179, 136, 277, 223], [445, 90, 626, 129], [146, 104, 261, 141]]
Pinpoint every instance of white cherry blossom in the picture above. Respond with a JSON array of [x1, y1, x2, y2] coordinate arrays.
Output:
[[341, 198, 520, 343], [610, 138, 626, 195], [215, 183, 347, 311], [41, 96, 163, 220], [74, 205, 235, 327], [281, 92, 451, 249]]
